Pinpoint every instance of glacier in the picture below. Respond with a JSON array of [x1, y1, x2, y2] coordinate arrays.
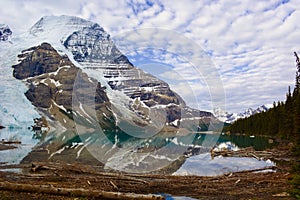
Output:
[[0, 16, 97, 163], [0, 41, 40, 128], [0, 16, 102, 128]]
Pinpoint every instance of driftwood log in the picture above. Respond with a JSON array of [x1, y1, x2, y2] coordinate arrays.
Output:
[[0, 144, 17, 151], [0, 181, 165, 200], [211, 147, 274, 160], [0, 140, 21, 144]]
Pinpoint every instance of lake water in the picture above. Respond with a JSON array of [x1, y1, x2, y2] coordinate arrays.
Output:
[[0, 129, 276, 176], [0, 127, 38, 165]]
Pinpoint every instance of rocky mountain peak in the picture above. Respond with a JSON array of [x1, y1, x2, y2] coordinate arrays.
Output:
[[30, 15, 94, 34], [215, 105, 270, 124], [63, 23, 131, 65]]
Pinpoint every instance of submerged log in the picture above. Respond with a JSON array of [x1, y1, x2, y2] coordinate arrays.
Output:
[[0, 181, 165, 200], [31, 163, 56, 172], [0, 144, 17, 151], [1, 140, 21, 144]]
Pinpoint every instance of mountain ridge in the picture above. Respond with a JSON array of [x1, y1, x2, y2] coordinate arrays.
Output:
[[215, 105, 270, 124]]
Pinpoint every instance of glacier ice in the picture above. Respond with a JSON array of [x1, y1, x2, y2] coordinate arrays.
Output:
[[0, 42, 40, 127]]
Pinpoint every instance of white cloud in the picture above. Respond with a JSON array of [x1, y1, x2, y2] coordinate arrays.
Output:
[[1, 0, 300, 112]]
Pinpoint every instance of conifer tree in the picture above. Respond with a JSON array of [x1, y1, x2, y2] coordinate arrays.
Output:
[[284, 86, 293, 138], [293, 52, 300, 137]]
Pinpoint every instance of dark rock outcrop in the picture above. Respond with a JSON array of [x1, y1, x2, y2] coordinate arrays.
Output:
[[25, 83, 52, 108], [13, 43, 71, 79], [0, 25, 12, 41]]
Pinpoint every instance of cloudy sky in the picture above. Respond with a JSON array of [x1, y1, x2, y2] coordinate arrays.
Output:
[[1, 0, 300, 113]]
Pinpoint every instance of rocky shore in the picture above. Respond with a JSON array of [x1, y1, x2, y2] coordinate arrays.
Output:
[[0, 142, 296, 200]]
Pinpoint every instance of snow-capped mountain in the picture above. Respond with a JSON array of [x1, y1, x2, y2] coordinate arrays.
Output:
[[1, 16, 215, 130], [215, 105, 270, 124], [0, 15, 222, 172]]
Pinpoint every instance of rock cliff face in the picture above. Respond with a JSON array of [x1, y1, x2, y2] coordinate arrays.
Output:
[[13, 42, 115, 131], [13, 43, 70, 80]]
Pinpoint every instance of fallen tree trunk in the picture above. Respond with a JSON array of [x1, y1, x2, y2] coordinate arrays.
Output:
[[0, 181, 165, 200], [0, 144, 17, 151], [1, 140, 21, 144], [211, 147, 274, 160], [232, 165, 277, 174]]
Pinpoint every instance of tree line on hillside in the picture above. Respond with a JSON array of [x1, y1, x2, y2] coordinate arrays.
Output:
[[226, 52, 300, 140]]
